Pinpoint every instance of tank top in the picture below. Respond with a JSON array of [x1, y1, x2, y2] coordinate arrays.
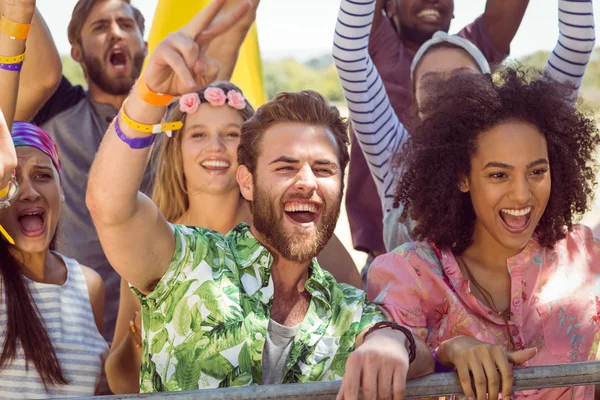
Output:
[[0, 253, 108, 398]]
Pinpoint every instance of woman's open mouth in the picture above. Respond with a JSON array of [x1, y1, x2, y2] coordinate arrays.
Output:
[[17, 208, 46, 237], [499, 206, 532, 234], [284, 201, 320, 225], [200, 159, 231, 174]]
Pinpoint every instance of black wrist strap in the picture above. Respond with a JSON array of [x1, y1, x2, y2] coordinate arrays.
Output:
[[363, 321, 417, 364]]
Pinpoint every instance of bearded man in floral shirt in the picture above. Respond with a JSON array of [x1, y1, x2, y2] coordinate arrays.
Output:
[[86, 1, 435, 397]]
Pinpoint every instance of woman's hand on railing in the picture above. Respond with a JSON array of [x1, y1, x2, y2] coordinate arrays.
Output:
[[437, 336, 537, 400]]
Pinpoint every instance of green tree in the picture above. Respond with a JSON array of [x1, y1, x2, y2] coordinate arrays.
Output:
[[262, 57, 343, 103]]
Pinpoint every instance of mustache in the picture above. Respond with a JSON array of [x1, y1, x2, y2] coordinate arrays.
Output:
[[281, 194, 324, 206], [104, 45, 131, 60], [413, 2, 449, 14]]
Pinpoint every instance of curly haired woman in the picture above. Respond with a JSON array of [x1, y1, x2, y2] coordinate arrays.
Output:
[[367, 68, 600, 400], [333, 0, 595, 254]]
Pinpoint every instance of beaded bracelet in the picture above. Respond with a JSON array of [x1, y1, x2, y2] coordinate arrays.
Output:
[[115, 115, 156, 149], [363, 321, 417, 364]]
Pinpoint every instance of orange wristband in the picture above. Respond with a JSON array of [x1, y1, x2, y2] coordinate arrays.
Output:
[[0, 15, 31, 40], [135, 77, 174, 107]]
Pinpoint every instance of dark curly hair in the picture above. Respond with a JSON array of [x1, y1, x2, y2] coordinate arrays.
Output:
[[394, 67, 600, 253]]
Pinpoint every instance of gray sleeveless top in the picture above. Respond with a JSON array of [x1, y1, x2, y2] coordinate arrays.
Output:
[[0, 253, 108, 398]]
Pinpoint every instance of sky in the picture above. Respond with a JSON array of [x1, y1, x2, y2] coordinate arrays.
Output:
[[38, 0, 599, 61]]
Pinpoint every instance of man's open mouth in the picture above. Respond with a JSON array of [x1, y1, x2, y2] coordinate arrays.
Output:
[[108, 48, 128, 72], [284, 201, 321, 224], [416, 8, 441, 23]]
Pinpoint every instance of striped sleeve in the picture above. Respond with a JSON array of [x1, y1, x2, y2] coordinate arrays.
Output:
[[545, 0, 595, 100], [333, 0, 407, 213]]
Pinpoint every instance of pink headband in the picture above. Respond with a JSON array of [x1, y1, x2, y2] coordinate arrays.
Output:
[[179, 87, 247, 114]]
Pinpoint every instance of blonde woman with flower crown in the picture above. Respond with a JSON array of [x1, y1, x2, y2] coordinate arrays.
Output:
[[105, 81, 361, 394]]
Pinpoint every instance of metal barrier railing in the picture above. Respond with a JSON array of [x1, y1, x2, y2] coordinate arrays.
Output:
[[68, 361, 600, 400]]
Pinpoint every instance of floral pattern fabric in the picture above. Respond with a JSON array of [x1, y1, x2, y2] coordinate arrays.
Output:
[[133, 223, 385, 392], [367, 225, 600, 400]]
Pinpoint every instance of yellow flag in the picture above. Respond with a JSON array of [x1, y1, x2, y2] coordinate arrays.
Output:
[[146, 0, 266, 107]]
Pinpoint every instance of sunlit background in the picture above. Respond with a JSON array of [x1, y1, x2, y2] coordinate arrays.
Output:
[[36, 0, 600, 267]]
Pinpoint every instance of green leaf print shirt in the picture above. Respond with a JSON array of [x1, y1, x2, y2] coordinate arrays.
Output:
[[132, 223, 386, 392]]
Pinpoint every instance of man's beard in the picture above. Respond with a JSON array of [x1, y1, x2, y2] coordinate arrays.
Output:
[[81, 50, 145, 96], [252, 183, 341, 264]]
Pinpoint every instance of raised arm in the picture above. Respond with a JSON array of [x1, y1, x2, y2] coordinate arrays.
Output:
[[371, 0, 386, 28], [0, 110, 16, 196], [86, 0, 251, 293], [0, 0, 34, 128], [333, 0, 408, 214], [0, 0, 31, 189], [545, 0, 595, 101], [206, 0, 259, 81], [13, 8, 61, 122], [482, 0, 529, 55], [105, 279, 142, 394]]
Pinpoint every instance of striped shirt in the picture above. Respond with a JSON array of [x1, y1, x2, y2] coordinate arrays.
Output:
[[0, 254, 108, 398], [333, 0, 595, 249]]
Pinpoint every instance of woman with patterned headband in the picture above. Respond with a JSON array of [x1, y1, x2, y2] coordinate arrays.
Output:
[[0, 121, 107, 397], [105, 81, 362, 394]]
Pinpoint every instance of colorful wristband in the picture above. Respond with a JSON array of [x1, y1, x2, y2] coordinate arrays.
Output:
[[0, 62, 22, 72], [0, 224, 14, 244], [0, 15, 31, 40], [0, 174, 18, 205], [115, 115, 156, 149], [433, 347, 452, 373], [0, 51, 25, 64], [121, 101, 182, 134], [136, 77, 175, 107], [0, 175, 18, 244]]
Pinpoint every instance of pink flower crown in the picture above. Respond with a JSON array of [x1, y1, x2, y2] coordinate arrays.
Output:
[[179, 87, 247, 114]]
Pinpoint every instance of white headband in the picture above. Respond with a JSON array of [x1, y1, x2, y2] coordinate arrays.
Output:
[[410, 31, 491, 81]]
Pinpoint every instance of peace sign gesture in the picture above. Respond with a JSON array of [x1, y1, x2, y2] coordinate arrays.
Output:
[[143, 0, 251, 96]]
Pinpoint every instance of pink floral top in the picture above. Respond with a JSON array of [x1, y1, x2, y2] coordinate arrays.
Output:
[[367, 225, 600, 400]]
